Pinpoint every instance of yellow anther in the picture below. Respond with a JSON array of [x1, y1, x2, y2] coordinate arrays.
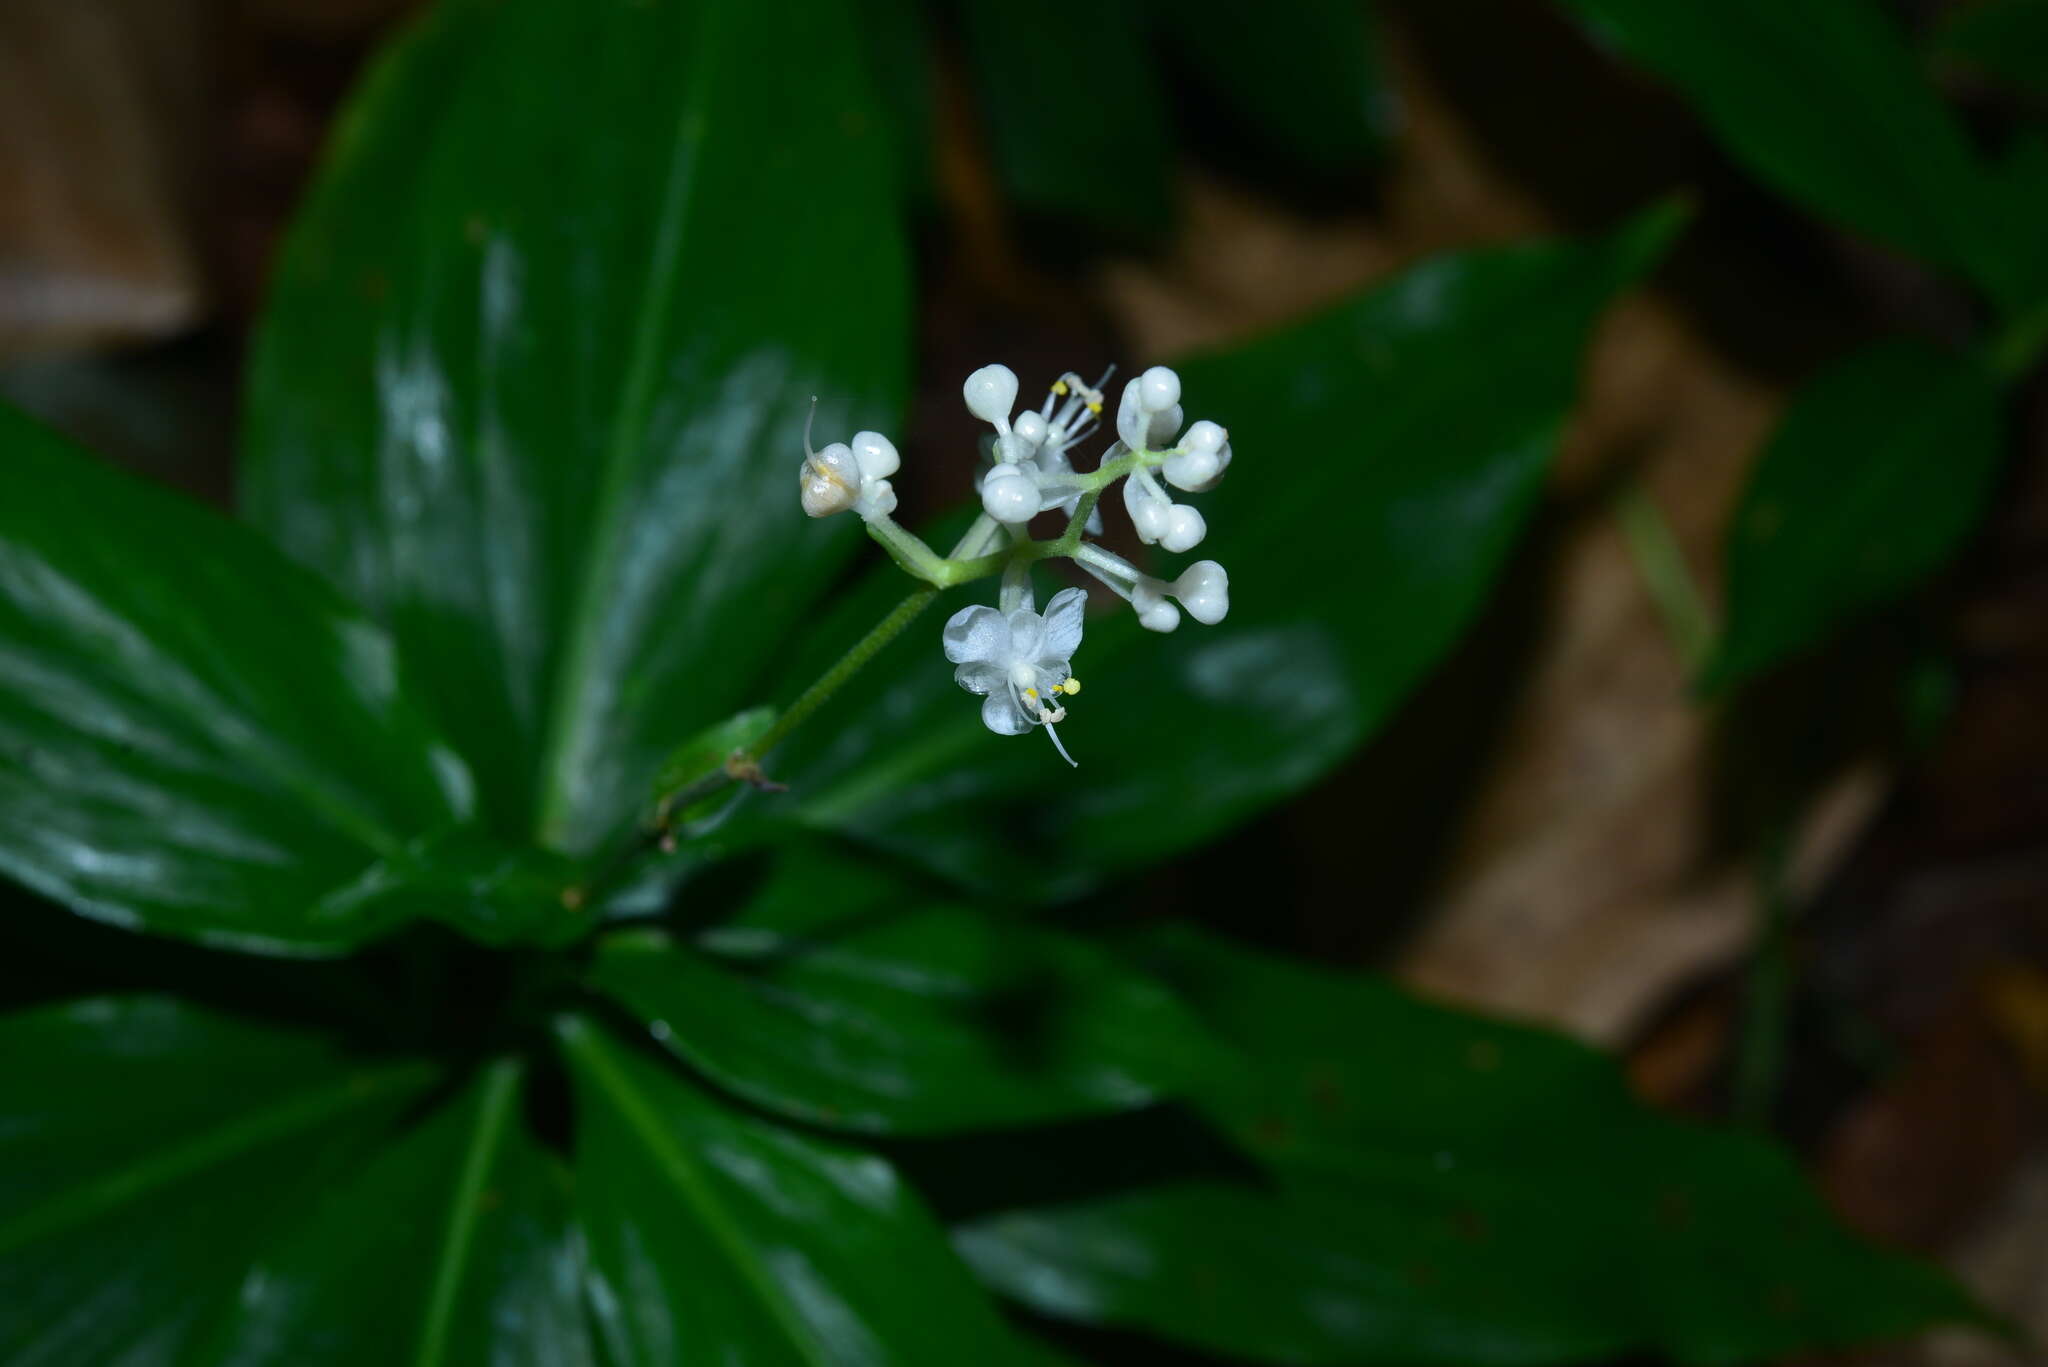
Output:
[[1085, 400, 1103, 414], [1051, 380, 1070, 396], [1023, 687, 1038, 701], [1062, 676, 1081, 695]]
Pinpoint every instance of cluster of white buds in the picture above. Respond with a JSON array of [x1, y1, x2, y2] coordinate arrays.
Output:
[[967, 363, 1108, 535], [799, 405, 900, 520], [800, 360, 1236, 767]]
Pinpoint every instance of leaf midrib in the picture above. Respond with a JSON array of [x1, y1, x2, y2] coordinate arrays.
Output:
[[531, 0, 725, 851], [0, 1060, 433, 1255], [411, 1058, 522, 1367], [560, 1017, 834, 1367]]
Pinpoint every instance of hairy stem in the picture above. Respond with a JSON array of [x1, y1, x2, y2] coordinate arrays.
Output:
[[752, 587, 937, 758]]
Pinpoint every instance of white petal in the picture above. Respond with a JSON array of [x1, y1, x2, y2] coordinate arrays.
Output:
[[954, 660, 1007, 695], [981, 467, 1039, 524], [1160, 503, 1207, 553], [1138, 600, 1181, 632], [1144, 403, 1183, 450], [981, 692, 1033, 735], [1134, 579, 1181, 633], [1123, 476, 1167, 544], [1161, 447, 1219, 491], [1137, 365, 1181, 413], [1116, 380, 1147, 448], [1006, 607, 1045, 663], [1011, 410, 1048, 450], [1041, 587, 1087, 659], [964, 364, 1018, 426], [943, 605, 1008, 663], [1182, 419, 1227, 454], [849, 430, 900, 482], [1173, 559, 1230, 625]]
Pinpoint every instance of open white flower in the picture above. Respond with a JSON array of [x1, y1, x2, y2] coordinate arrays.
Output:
[[943, 587, 1086, 766]]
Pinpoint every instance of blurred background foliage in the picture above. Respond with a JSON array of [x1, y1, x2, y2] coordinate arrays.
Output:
[[2, 0, 2047, 1363]]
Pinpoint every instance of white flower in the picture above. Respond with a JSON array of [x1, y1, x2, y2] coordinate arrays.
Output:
[[800, 402, 899, 519], [970, 366, 1115, 529], [943, 587, 1086, 766]]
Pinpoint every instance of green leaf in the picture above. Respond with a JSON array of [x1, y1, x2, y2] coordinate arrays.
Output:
[[0, 406, 472, 955], [758, 204, 1681, 898], [0, 996, 435, 1362], [1700, 338, 2005, 694], [1988, 130, 2048, 328], [955, 927, 1985, 1366], [852, 0, 935, 204], [332, 827, 588, 949], [1557, 0, 2008, 298], [555, 1014, 1028, 1366], [586, 847, 1224, 1134], [1936, 0, 2048, 100], [958, 0, 1174, 236], [198, 1059, 593, 1367], [242, 0, 911, 857], [1152, 0, 1393, 175]]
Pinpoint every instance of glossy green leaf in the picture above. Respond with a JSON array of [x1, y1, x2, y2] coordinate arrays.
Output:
[[0, 996, 435, 1362], [955, 927, 1984, 1366], [0, 406, 471, 954], [959, 0, 1174, 236], [1700, 338, 2005, 693], [587, 847, 1224, 1134], [242, 0, 911, 857], [334, 827, 588, 949], [1152, 0, 1393, 175], [753, 205, 1681, 898], [1936, 0, 2048, 99], [199, 1059, 592, 1367], [556, 1014, 1027, 1366], [1557, 0, 2008, 297]]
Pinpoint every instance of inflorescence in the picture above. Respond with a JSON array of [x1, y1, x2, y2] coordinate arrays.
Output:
[[800, 362, 1233, 767]]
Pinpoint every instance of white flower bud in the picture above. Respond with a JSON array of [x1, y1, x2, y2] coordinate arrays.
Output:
[[1172, 560, 1229, 624], [981, 465, 1039, 524], [1163, 420, 1230, 491], [1160, 503, 1207, 553], [964, 364, 1018, 430], [849, 430, 899, 483], [799, 441, 861, 518], [1123, 474, 1170, 544], [1137, 365, 1181, 413], [1132, 579, 1180, 633], [1011, 409, 1048, 450]]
